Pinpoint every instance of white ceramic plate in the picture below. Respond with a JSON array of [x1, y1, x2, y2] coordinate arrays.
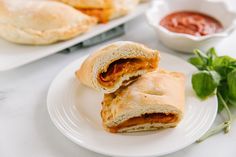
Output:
[[47, 52, 217, 157], [0, 3, 147, 72]]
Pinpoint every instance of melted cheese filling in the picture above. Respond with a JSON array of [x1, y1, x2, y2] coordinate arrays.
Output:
[[108, 113, 178, 133], [98, 58, 157, 87], [79, 8, 112, 23]]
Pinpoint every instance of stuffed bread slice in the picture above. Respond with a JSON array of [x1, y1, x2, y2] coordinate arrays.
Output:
[[101, 70, 185, 133], [0, 0, 97, 45], [75, 41, 159, 93]]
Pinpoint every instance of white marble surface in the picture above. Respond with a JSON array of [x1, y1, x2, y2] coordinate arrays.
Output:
[[1, 2, 236, 156]]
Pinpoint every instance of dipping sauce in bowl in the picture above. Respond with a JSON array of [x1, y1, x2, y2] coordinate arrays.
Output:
[[160, 11, 223, 36]]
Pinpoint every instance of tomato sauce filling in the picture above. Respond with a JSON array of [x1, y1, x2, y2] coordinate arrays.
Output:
[[98, 58, 157, 87], [108, 113, 178, 133]]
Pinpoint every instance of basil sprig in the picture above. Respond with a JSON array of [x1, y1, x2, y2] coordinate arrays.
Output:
[[188, 48, 236, 142]]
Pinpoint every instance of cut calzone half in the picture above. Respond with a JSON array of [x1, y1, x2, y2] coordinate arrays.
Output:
[[0, 0, 97, 45], [75, 41, 159, 93], [101, 70, 185, 133]]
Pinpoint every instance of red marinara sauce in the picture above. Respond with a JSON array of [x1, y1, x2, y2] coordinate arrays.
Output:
[[160, 11, 223, 36]]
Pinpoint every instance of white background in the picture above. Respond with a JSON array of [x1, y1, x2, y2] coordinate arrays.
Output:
[[1, 0, 236, 156]]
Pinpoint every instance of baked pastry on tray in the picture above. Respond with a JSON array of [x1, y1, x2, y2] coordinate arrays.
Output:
[[75, 41, 159, 93], [58, 0, 113, 9], [0, 0, 97, 45], [101, 70, 185, 133], [58, 0, 140, 23]]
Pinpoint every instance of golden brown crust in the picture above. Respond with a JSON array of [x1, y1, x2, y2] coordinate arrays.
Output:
[[0, 0, 97, 45], [109, 0, 140, 20], [101, 69, 185, 132]]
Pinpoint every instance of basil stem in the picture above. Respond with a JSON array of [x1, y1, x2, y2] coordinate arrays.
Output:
[[218, 93, 232, 133], [196, 92, 233, 143]]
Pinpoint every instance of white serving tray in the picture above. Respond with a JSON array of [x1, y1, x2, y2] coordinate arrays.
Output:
[[0, 3, 148, 71]]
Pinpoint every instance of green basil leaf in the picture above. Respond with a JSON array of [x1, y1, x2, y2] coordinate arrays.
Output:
[[229, 99, 236, 107], [217, 81, 229, 112], [188, 57, 206, 70], [206, 47, 217, 58], [217, 95, 235, 112], [229, 60, 236, 67], [192, 70, 221, 99], [206, 48, 218, 66], [193, 49, 209, 65], [213, 56, 235, 77], [213, 56, 234, 65], [227, 69, 236, 103], [217, 94, 224, 112], [209, 70, 221, 83], [217, 80, 229, 99]]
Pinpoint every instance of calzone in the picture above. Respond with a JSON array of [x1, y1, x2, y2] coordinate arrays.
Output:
[[0, 0, 97, 45], [101, 70, 185, 133]]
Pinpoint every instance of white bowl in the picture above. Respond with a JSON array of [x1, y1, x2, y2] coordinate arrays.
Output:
[[146, 0, 236, 53]]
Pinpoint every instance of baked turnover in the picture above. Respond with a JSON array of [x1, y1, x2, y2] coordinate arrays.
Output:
[[75, 41, 159, 93], [0, 0, 97, 45], [101, 70, 185, 133]]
